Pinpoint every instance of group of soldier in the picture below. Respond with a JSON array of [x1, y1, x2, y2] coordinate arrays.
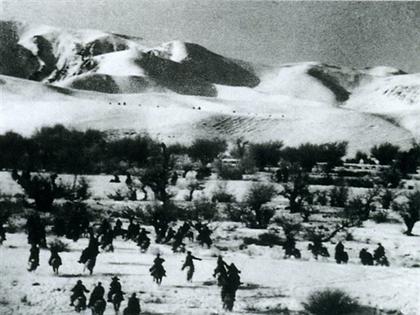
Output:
[[70, 277, 140, 314], [282, 234, 389, 266], [67, 252, 241, 313]]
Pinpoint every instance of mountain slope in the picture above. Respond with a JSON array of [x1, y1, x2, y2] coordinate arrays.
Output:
[[0, 74, 416, 156], [0, 21, 260, 96], [1, 21, 419, 152]]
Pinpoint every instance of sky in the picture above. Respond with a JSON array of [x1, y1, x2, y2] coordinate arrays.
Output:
[[1, 0, 419, 72]]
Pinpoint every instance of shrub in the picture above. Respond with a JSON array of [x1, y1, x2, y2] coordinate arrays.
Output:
[[107, 188, 137, 201], [211, 184, 236, 203], [248, 141, 283, 170], [380, 189, 394, 209], [371, 142, 400, 165], [329, 186, 349, 208], [188, 138, 227, 165], [142, 202, 186, 225], [223, 203, 247, 222], [52, 202, 91, 241], [392, 191, 420, 235], [245, 183, 277, 228], [371, 209, 390, 223], [189, 198, 218, 221], [214, 160, 243, 180], [185, 179, 204, 201], [55, 176, 91, 201], [303, 288, 360, 315], [48, 238, 70, 252], [314, 191, 329, 206], [273, 215, 303, 236], [243, 232, 283, 247]]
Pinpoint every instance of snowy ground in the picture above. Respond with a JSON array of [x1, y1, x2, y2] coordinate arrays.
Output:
[[1, 173, 420, 315], [1, 219, 420, 315]]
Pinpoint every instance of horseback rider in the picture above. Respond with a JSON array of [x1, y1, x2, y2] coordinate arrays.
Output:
[[70, 280, 89, 306], [137, 228, 151, 251], [182, 251, 202, 281], [213, 255, 228, 286], [88, 282, 105, 308], [150, 254, 166, 283], [48, 248, 62, 267], [124, 293, 141, 315], [107, 276, 122, 302]]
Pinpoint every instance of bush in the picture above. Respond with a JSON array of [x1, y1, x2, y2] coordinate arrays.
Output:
[[371, 209, 390, 223], [214, 160, 243, 180], [107, 188, 136, 201], [189, 198, 218, 221], [55, 176, 91, 201], [243, 232, 283, 247], [248, 141, 283, 170], [52, 202, 91, 241], [329, 186, 349, 208], [141, 202, 186, 225], [303, 288, 360, 315], [371, 142, 400, 165], [314, 191, 329, 206], [211, 184, 236, 203], [223, 203, 247, 222], [392, 191, 420, 235], [188, 138, 227, 165], [48, 238, 70, 252], [245, 183, 277, 228]]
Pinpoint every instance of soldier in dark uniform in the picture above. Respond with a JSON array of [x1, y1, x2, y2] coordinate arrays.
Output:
[[88, 282, 105, 307], [107, 276, 122, 302], [124, 293, 141, 315], [70, 280, 90, 306]]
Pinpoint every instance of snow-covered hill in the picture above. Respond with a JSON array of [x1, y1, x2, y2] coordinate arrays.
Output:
[[1, 20, 419, 152]]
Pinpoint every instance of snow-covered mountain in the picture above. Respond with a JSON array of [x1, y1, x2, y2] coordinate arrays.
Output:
[[1, 20, 419, 153], [0, 20, 260, 96]]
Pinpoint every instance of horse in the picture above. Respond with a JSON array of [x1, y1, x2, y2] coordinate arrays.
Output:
[[84, 258, 96, 275], [111, 291, 125, 313], [50, 257, 61, 274], [91, 298, 106, 315], [151, 266, 166, 285], [74, 295, 87, 313]]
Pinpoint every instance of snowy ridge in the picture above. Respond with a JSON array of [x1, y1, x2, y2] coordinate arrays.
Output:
[[0, 20, 419, 150]]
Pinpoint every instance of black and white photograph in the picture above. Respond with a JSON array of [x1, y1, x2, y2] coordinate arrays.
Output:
[[0, 1, 419, 314]]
